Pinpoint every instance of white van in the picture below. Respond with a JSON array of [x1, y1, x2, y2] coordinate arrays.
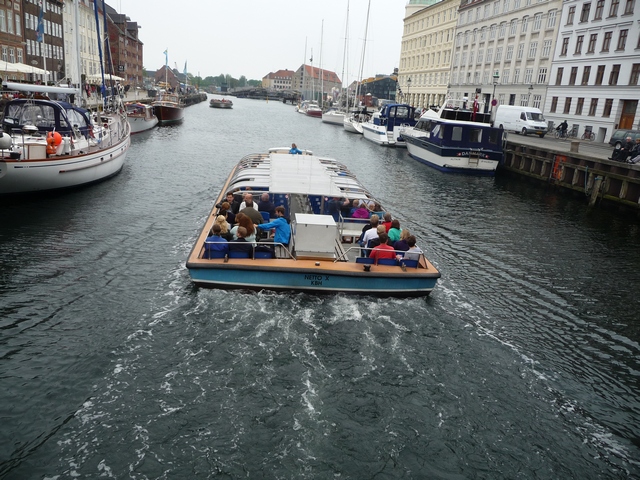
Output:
[[494, 105, 548, 137]]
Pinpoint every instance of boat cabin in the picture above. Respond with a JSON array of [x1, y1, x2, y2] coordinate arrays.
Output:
[[2, 98, 93, 138], [371, 103, 417, 130]]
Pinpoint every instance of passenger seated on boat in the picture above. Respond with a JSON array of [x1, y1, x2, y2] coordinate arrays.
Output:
[[369, 202, 385, 218], [257, 193, 276, 218], [230, 213, 257, 244], [239, 193, 258, 212], [218, 191, 241, 214], [358, 215, 379, 245], [239, 197, 263, 226], [369, 233, 396, 262], [403, 236, 424, 262], [362, 224, 385, 251], [229, 227, 253, 256], [388, 219, 402, 243], [256, 206, 291, 249], [381, 213, 393, 233], [350, 199, 371, 219], [217, 201, 235, 226], [327, 196, 349, 222], [215, 215, 233, 241], [393, 229, 411, 253], [204, 224, 229, 255]]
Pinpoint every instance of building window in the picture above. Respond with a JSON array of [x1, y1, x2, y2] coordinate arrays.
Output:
[[561, 37, 569, 55], [616, 29, 628, 50], [550, 96, 558, 112], [533, 13, 542, 30], [499, 22, 506, 37], [580, 3, 591, 21], [564, 97, 572, 114], [522, 16, 528, 33], [569, 67, 578, 85], [506, 45, 514, 60], [588, 98, 598, 116], [609, 0, 619, 15], [576, 98, 584, 115], [529, 42, 537, 58], [503, 69, 510, 83], [1, 47, 6, 62], [624, 0, 635, 14], [510, 19, 518, 35], [514, 68, 520, 83], [630, 63, 640, 85], [537, 67, 547, 83], [588, 34, 597, 52], [556, 67, 564, 85], [602, 31, 612, 51], [15, 13, 20, 36], [547, 10, 557, 28], [0, 10, 5, 32], [524, 68, 533, 83], [609, 64, 620, 85], [567, 6, 576, 23], [582, 66, 591, 84], [595, 65, 605, 84], [517, 43, 524, 59], [496, 47, 502, 61], [603, 98, 613, 117], [594, 0, 605, 18], [542, 40, 552, 57], [575, 35, 584, 53]]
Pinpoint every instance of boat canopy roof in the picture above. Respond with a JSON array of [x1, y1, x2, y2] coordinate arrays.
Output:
[[227, 151, 371, 199], [2, 98, 92, 136]]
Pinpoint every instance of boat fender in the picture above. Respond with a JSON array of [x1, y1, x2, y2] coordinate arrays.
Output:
[[62, 136, 71, 154], [0, 132, 12, 150]]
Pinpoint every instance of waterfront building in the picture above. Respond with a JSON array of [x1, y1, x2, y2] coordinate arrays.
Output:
[[450, 0, 563, 115], [291, 64, 341, 105], [0, 1, 26, 81], [399, 0, 459, 109], [261, 69, 294, 90], [104, 3, 143, 87], [358, 73, 398, 106], [543, 0, 639, 142], [62, 0, 102, 87], [23, 0, 64, 83]]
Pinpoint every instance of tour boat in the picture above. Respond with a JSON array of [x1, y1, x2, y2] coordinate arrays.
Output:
[[151, 92, 184, 125], [209, 98, 233, 109], [126, 102, 158, 134], [0, 83, 131, 195], [186, 148, 441, 296], [361, 103, 418, 147], [400, 99, 504, 175]]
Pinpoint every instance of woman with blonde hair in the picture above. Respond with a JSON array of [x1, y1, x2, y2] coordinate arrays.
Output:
[[230, 212, 257, 244], [394, 229, 411, 252], [215, 215, 232, 240]]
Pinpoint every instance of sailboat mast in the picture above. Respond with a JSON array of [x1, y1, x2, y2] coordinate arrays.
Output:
[[356, 0, 371, 107], [341, 1, 349, 109], [319, 20, 324, 108]]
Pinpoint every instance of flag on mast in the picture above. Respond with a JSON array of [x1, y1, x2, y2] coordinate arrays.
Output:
[[163, 49, 168, 67], [36, 1, 45, 43]]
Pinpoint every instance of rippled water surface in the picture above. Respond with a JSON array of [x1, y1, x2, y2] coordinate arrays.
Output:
[[1, 97, 640, 479]]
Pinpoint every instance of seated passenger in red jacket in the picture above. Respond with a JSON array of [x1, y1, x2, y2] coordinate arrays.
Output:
[[369, 233, 396, 262]]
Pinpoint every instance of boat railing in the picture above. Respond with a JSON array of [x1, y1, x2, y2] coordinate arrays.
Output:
[[334, 247, 425, 268], [203, 240, 296, 260]]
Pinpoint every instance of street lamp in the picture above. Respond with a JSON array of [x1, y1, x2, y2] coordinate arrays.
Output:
[[407, 77, 411, 104], [491, 71, 500, 108], [528, 84, 533, 106]]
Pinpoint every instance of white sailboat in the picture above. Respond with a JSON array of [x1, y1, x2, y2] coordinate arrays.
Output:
[[343, 0, 371, 134], [323, 1, 350, 126], [0, 0, 130, 195]]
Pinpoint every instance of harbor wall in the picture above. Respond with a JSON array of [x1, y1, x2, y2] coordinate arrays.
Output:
[[500, 139, 640, 210]]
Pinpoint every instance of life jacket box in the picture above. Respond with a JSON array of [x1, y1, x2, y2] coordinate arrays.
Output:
[[293, 213, 337, 259]]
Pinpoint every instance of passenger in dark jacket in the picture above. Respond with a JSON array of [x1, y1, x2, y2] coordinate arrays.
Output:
[[257, 193, 276, 218]]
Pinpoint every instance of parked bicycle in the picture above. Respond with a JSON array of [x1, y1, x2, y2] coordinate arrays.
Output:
[[581, 131, 595, 141]]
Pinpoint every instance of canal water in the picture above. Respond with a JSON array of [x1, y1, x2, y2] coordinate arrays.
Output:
[[1, 97, 640, 479]]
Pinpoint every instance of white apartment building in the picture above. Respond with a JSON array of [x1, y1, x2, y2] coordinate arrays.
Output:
[[451, 0, 563, 113], [63, 0, 102, 85], [543, 0, 639, 142], [399, 0, 459, 109]]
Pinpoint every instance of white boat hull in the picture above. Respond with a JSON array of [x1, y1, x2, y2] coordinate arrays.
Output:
[[362, 124, 405, 147], [343, 117, 363, 134], [322, 111, 345, 125], [127, 115, 158, 134], [404, 134, 498, 175], [0, 135, 130, 194]]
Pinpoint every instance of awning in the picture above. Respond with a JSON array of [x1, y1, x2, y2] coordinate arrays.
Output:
[[0, 62, 51, 75], [86, 74, 125, 83]]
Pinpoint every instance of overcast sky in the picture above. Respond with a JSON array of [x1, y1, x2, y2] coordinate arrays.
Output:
[[113, 0, 408, 85]]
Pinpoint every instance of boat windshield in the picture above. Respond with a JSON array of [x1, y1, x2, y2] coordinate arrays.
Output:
[[5, 103, 58, 129]]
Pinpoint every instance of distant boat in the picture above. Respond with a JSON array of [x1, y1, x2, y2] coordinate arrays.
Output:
[[0, 85, 130, 195], [126, 102, 158, 134], [209, 98, 233, 109], [321, 107, 345, 125], [362, 103, 418, 147], [152, 92, 184, 125]]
